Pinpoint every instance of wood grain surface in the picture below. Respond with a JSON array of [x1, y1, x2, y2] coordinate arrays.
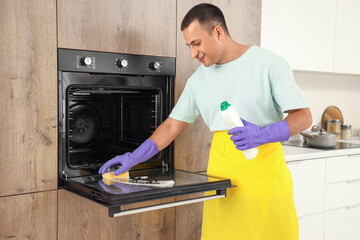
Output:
[[321, 106, 344, 130], [57, 0, 176, 57], [0, 191, 57, 239], [0, 0, 57, 196], [58, 189, 176, 240]]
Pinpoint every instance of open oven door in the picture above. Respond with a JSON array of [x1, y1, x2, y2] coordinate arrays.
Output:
[[61, 168, 232, 217]]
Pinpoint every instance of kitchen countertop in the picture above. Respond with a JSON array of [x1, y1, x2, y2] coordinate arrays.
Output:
[[284, 137, 360, 162]]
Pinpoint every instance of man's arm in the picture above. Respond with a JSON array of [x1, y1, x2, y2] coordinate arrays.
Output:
[[284, 108, 313, 136], [149, 117, 189, 150]]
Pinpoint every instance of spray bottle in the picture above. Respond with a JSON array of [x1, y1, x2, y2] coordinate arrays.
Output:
[[220, 101, 259, 160]]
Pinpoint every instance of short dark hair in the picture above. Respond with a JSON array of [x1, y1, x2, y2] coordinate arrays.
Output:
[[181, 3, 229, 35]]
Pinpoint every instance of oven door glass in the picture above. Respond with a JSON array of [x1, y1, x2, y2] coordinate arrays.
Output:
[[62, 168, 232, 217]]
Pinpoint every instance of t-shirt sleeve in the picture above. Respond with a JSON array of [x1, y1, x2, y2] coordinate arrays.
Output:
[[169, 78, 200, 123], [270, 60, 308, 112]]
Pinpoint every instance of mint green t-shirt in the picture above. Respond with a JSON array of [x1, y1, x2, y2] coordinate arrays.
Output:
[[169, 46, 308, 131]]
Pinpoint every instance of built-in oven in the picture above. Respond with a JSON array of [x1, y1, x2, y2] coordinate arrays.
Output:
[[58, 48, 232, 217]]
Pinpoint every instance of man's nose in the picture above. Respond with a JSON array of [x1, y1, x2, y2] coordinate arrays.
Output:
[[190, 48, 198, 59]]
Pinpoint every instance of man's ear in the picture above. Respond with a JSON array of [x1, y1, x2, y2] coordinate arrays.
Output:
[[213, 25, 224, 40]]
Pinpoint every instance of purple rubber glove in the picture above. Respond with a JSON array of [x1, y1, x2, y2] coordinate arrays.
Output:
[[98, 139, 159, 175], [228, 118, 290, 151]]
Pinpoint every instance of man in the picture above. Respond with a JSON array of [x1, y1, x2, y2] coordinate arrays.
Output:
[[99, 3, 312, 240]]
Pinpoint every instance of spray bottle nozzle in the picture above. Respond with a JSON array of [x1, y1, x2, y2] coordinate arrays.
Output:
[[220, 101, 231, 111]]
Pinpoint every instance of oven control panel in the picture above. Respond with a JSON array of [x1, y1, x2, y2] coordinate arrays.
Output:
[[58, 48, 175, 76]]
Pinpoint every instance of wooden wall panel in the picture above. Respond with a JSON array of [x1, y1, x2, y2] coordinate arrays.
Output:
[[0, 0, 57, 197], [0, 191, 57, 239], [58, 189, 176, 240], [57, 0, 176, 57], [175, 1, 261, 239]]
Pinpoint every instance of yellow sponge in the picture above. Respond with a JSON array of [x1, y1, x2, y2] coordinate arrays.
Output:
[[102, 170, 129, 179], [102, 178, 115, 185]]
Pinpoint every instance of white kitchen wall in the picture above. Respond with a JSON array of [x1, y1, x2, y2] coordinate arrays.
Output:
[[292, 70, 360, 139]]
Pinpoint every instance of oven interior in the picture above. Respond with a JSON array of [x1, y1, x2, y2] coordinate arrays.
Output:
[[66, 86, 162, 169]]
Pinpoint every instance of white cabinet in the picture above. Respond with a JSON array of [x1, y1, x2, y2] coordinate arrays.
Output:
[[334, 0, 360, 74], [287, 154, 360, 240], [326, 155, 360, 184], [325, 205, 360, 240], [261, 0, 336, 72], [324, 155, 360, 239], [287, 159, 325, 240], [261, 0, 360, 75], [298, 213, 324, 240], [325, 180, 360, 210], [287, 159, 325, 216]]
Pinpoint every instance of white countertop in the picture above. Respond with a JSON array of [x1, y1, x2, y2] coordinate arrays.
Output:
[[284, 138, 360, 162]]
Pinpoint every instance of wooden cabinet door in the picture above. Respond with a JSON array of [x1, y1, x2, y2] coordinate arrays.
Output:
[[57, 0, 176, 57], [261, 0, 336, 72], [0, 0, 57, 196], [58, 189, 175, 240], [174, 1, 261, 240], [0, 190, 57, 239]]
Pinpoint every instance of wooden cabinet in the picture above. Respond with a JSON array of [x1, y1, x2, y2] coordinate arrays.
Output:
[[58, 189, 175, 240], [334, 0, 360, 74], [0, 0, 57, 197], [57, 0, 176, 57], [0, 190, 57, 239], [261, 0, 336, 72]]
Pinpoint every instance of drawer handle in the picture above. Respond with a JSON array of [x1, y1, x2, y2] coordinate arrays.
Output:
[[347, 179, 360, 184], [286, 160, 304, 165], [346, 203, 360, 210]]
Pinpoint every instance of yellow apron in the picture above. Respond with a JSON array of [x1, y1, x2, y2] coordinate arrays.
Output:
[[201, 131, 299, 240]]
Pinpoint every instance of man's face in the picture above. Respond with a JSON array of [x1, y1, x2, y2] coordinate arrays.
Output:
[[183, 20, 222, 67]]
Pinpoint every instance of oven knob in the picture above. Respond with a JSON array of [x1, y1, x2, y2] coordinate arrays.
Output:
[[117, 59, 128, 68], [149, 61, 161, 70], [80, 57, 92, 66]]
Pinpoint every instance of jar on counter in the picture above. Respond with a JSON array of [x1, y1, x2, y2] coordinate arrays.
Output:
[[340, 124, 352, 140], [327, 119, 341, 140]]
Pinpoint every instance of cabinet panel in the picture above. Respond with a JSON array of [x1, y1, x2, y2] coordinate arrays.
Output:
[[325, 179, 360, 210], [261, 0, 336, 72], [287, 159, 325, 217], [298, 213, 324, 240], [334, 0, 360, 74], [57, 0, 176, 57], [0, 191, 57, 239], [58, 189, 175, 240], [325, 205, 360, 240], [0, 0, 57, 196], [326, 155, 360, 184]]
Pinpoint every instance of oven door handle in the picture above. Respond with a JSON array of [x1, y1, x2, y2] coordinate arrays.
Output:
[[109, 189, 227, 217]]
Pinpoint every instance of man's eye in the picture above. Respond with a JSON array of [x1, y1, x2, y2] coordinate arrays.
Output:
[[195, 42, 201, 46]]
